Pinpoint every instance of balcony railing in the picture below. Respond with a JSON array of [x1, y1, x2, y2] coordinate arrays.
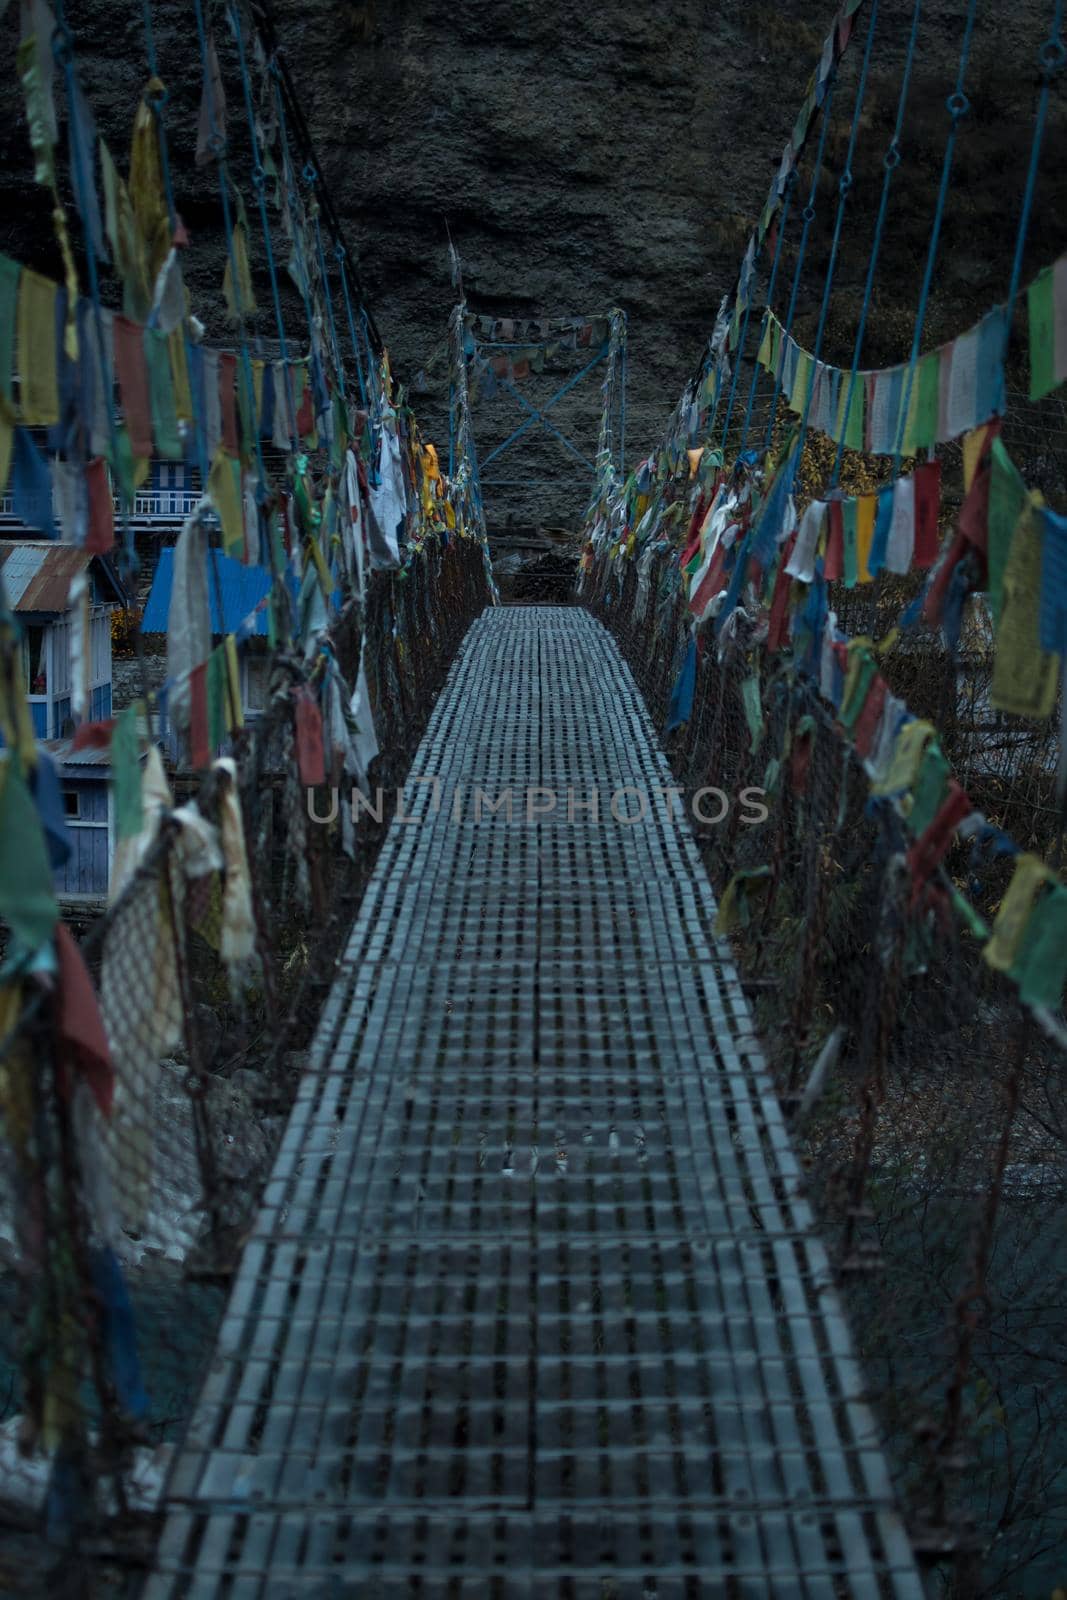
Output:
[[0, 490, 201, 524]]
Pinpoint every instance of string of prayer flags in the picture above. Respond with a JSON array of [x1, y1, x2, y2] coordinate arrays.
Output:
[[1027, 251, 1067, 401], [756, 304, 1007, 452]]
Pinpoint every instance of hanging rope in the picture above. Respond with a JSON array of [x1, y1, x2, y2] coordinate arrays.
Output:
[[50, 11, 134, 573], [762, 68, 841, 451], [890, 0, 979, 473], [828, 0, 923, 488], [192, 0, 268, 511], [249, 0, 385, 359], [738, 169, 798, 454], [790, 0, 882, 480], [997, 0, 1065, 408], [141, 0, 209, 484], [229, 0, 298, 455], [310, 195, 348, 402], [336, 245, 369, 412]]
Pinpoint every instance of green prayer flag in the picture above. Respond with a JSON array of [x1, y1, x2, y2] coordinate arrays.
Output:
[[842, 499, 859, 588], [741, 672, 764, 751], [904, 352, 940, 453], [144, 327, 182, 460], [1011, 883, 1067, 1008], [838, 376, 864, 452], [0, 254, 19, 403], [0, 760, 58, 953], [839, 651, 877, 731], [207, 644, 227, 754], [1028, 266, 1056, 402], [951, 886, 990, 944], [112, 703, 144, 839], [908, 738, 950, 837], [987, 439, 1028, 627]]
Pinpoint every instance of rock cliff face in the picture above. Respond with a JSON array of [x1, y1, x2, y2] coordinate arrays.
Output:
[[269, 0, 1067, 526], [0, 1, 1064, 529]]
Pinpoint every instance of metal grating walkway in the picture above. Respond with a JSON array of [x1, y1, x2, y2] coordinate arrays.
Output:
[[147, 607, 923, 1598]]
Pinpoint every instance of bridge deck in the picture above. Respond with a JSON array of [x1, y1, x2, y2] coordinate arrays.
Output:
[[148, 607, 923, 1598]]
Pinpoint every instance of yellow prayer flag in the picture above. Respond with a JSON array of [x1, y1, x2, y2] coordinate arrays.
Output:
[[252, 359, 264, 425], [856, 495, 876, 583], [984, 853, 1054, 975], [224, 635, 243, 732], [208, 447, 244, 557], [223, 221, 257, 321], [16, 267, 59, 425], [169, 328, 192, 422], [130, 79, 171, 287], [991, 495, 1059, 719], [306, 529, 335, 598], [962, 425, 986, 493], [870, 719, 935, 797]]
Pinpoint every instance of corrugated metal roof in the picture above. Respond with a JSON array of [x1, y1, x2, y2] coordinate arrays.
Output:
[[0, 541, 90, 611], [44, 737, 115, 770], [141, 546, 274, 635]]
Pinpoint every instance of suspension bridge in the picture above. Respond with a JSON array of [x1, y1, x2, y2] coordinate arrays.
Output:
[[145, 606, 923, 1595], [0, 0, 1065, 1594]]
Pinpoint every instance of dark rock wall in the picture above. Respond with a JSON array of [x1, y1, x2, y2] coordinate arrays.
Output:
[[0, 1, 1064, 529]]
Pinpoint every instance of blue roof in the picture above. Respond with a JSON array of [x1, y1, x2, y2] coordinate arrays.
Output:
[[141, 547, 274, 636]]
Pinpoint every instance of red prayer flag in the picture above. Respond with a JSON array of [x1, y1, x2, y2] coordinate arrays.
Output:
[[912, 460, 941, 570], [73, 717, 115, 750], [790, 724, 813, 795], [85, 457, 115, 554], [189, 660, 210, 769], [296, 374, 314, 438], [906, 780, 972, 906], [689, 542, 727, 617], [55, 924, 114, 1117], [853, 674, 887, 758], [824, 501, 844, 581], [113, 315, 153, 458], [294, 688, 325, 786], [219, 352, 239, 455], [766, 533, 796, 654]]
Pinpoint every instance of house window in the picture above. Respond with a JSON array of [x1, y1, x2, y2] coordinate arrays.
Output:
[[63, 790, 81, 819], [244, 655, 269, 713], [24, 624, 47, 695]]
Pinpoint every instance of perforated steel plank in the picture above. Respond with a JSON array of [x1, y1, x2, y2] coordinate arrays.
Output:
[[149, 608, 921, 1597]]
